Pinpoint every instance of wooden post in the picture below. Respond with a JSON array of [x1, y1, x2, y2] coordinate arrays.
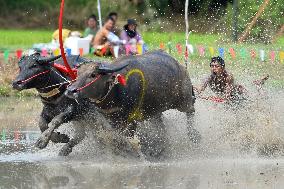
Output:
[[238, 0, 270, 43]]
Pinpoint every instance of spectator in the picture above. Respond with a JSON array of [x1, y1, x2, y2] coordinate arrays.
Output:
[[83, 14, 98, 37], [108, 12, 120, 35], [120, 19, 143, 54], [92, 16, 124, 57]]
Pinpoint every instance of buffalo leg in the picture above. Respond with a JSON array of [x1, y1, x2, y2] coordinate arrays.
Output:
[[35, 107, 74, 149], [186, 111, 201, 144], [39, 116, 70, 144], [58, 121, 86, 156], [138, 115, 167, 159]]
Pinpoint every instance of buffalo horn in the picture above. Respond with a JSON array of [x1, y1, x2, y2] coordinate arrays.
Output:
[[38, 55, 62, 64], [97, 62, 129, 74]]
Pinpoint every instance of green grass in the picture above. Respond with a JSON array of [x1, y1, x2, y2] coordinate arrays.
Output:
[[0, 29, 52, 50]]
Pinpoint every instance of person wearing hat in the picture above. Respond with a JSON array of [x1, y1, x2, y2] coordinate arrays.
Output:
[[194, 56, 269, 102], [120, 19, 143, 54]]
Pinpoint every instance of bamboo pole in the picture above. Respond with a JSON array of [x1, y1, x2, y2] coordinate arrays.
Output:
[[185, 0, 189, 67], [238, 0, 270, 43]]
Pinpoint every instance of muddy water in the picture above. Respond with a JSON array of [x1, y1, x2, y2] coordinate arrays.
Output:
[[1, 88, 284, 188]]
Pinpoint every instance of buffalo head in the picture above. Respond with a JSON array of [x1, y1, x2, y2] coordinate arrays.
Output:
[[12, 53, 61, 90], [66, 61, 129, 100]]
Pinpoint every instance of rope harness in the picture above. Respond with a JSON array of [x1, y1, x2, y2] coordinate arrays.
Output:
[[18, 70, 50, 84]]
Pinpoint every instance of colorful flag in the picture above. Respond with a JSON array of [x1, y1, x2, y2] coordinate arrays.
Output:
[[53, 48, 60, 56], [137, 44, 143, 55], [229, 48, 236, 59], [270, 51, 275, 62], [240, 48, 246, 59], [79, 48, 84, 56], [176, 43, 182, 55], [14, 130, 20, 142], [41, 49, 48, 57], [4, 50, 9, 61], [209, 47, 214, 56], [259, 50, 265, 61], [198, 46, 205, 57], [187, 44, 194, 54], [142, 44, 148, 53], [1, 129, 6, 142], [280, 51, 284, 63], [66, 48, 71, 56], [113, 46, 119, 58], [167, 42, 173, 54], [218, 47, 224, 58], [250, 50, 256, 59], [125, 44, 131, 56], [159, 43, 165, 50], [16, 49, 23, 59]]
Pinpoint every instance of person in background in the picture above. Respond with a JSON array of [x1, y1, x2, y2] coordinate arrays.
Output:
[[52, 29, 71, 43], [120, 19, 143, 54], [108, 12, 120, 35], [92, 16, 125, 57], [83, 14, 98, 37]]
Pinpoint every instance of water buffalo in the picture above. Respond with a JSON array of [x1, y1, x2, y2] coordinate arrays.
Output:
[[12, 53, 142, 157], [12, 53, 97, 156], [66, 50, 200, 157]]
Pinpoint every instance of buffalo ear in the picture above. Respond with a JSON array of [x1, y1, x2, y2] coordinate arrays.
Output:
[[97, 62, 129, 74], [37, 55, 62, 64]]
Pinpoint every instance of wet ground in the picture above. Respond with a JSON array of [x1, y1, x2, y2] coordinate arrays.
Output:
[[1, 87, 284, 188]]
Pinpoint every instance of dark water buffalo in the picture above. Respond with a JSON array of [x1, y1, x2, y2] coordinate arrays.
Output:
[[12, 53, 98, 156], [66, 50, 200, 157]]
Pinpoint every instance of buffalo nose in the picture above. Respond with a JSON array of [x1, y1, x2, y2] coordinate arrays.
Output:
[[12, 80, 21, 89]]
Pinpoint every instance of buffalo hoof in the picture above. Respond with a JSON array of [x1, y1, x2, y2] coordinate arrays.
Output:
[[35, 132, 51, 149], [50, 132, 70, 143], [58, 144, 72, 156]]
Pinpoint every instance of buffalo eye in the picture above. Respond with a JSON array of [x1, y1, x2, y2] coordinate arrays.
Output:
[[90, 72, 96, 78], [30, 63, 38, 68]]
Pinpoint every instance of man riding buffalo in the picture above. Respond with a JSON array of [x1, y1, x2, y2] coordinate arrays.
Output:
[[194, 56, 269, 103]]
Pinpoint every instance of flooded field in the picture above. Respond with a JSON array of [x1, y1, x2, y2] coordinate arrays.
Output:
[[1, 87, 284, 188]]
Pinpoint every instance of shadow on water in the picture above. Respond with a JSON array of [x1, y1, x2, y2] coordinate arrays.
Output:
[[1, 84, 284, 188]]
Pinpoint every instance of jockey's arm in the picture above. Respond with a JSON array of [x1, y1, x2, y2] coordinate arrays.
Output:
[[194, 78, 209, 94], [224, 74, 234, 100]]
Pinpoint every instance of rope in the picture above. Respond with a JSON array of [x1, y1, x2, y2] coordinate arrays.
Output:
[[59, 0, 76, 80]]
